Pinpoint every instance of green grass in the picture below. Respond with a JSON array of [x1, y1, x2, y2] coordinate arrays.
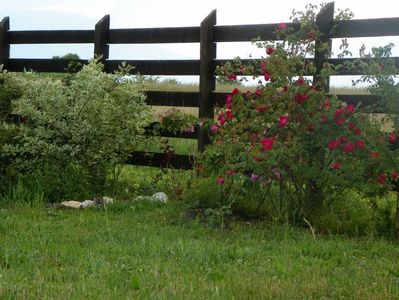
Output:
[[1, 201, 399, 299]]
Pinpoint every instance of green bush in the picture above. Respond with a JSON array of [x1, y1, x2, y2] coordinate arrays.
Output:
[[0, 66, 22, 194], [4, 60, 151, 202]]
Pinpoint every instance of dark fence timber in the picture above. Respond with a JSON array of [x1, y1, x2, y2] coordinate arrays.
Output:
[[1, 1, 399, 169]]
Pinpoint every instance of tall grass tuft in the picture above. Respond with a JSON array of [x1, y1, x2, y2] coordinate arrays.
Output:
[[0, 180, 45, 208]]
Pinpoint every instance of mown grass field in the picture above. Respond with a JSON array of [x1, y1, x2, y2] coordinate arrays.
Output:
[[0, 201, 399, 299]]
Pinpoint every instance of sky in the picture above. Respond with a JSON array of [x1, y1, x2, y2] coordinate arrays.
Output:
[[1, 0, 399, 86]]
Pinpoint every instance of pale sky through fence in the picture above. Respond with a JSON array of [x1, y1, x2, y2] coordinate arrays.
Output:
[[2, 0, 399, 87]]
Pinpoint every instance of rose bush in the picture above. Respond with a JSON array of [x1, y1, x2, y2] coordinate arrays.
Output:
[[198, 4, 399, 230]]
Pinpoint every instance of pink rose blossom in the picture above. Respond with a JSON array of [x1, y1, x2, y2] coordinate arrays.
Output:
[[278, 115, 289, 127], [251, 173, 259, 182], [278, 22, 287, 30], [211, 124, 218, 134], [344, 104, 355, 114], [389, 131, 397, 144], [217, 113, 225, 126], [226, 110, 234, 120]]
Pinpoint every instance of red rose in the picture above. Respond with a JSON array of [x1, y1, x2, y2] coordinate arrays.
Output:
[[294, 93, 309, 104], [389, 131, 397, 144], [331, 161, 341, 170], [343, 142, 355, 153], [355, 140, 365, 150], [256, 105, 267, 113], [328, 139, 340, 150], [217, 113, 225, 126], [323, 100, 331, 108], [307, 31, 317, 40], [261, 137, 274, 151], [371, 151, 380, 158], [296, 78, 305, 85], [226, 94, 233, 109], [378, 174, 386, 185], [278, 116, 289, 127], [227, 74, 237, 80], [232, 88, 240, 95], [344, 104, 355, 114], [226, 169, 236, 176], [354, 128, 362, 135]]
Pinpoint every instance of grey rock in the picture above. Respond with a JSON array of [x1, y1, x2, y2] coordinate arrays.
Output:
[[102, 196, 114, 205], [60, 201, 82, 209], [151, 192, 168, 203], [80, 200, 97, 209]]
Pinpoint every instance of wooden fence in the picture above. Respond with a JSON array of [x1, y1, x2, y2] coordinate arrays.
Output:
[[1, 2, 399, 169]]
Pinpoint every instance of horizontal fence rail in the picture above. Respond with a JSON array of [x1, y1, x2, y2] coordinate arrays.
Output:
[[1, 1, 398, 169]]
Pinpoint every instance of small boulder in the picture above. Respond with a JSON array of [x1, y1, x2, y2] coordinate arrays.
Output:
[[151, 192, 168, 203], [60, 201, 82, 209], [80, 200, 97, 209], [102, 196, 114, 205]]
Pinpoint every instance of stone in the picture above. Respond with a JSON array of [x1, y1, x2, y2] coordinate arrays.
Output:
[[80, 200, 97, 209], [151, 192, 168, 203], [60, 201, 82, 209], [102, 196, 114, 205]]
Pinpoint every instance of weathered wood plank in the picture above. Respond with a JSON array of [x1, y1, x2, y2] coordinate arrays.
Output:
[[105, 59, 200, 75], [109, 27, 200, 44], [0, 17, 9, 65], [6, 58, 88, 72], [145, 91, 199, 107], [94, 15, 110, 62], [214, 22, 300, 42], [8, 30, 94, 44], [313, 2, 334, 92], [126, 151, 194, 169], [333, 18, 399, 38], [198, 10, 216, 152]]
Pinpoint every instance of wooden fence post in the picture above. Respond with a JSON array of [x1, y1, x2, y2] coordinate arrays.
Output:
[[0, 17, 10, 67], [313, 2, 334, 92], [94, 15, 110, 65], [198, 10, 216, 152]]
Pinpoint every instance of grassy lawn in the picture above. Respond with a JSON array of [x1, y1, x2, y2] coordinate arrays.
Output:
[[1, 201, 399, 299]]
